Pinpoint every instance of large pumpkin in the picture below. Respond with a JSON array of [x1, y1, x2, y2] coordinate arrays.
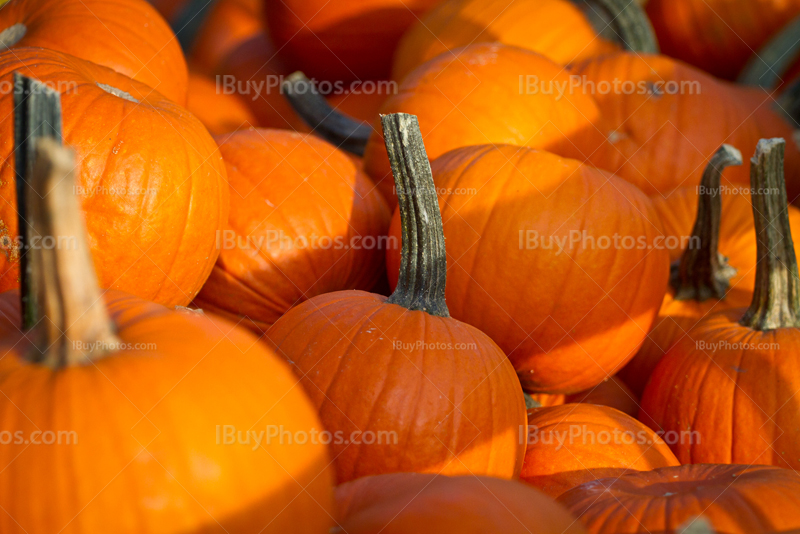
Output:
[[387, 144, 668, 393], [193, 129, 390, 334], [186, 72, 258, 135], [364, 43, 606, 207], [0, 0, 188, 104], [521, 404, 679, 498], [640, 138, 800, 470], [558, 464, 800, 534], [267, 114, 527, 483], [0, 48, 228, 306], [335, 473, 587, 534], [0, 136, 333, 534]]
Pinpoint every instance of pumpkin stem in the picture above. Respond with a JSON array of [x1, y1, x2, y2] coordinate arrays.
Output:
[[578, 0, 659, 53], [740, 138, 800, 330], [282, 72, 372, 156], [383, 113, 449, 317], [738, 14, 800, 89], [670, 144, 742, 301]]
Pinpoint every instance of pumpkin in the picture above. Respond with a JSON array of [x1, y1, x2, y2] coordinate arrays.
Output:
[[267, 114, 527, 483], [565, 376, 639, 417], [640, 138, 800, 469], [364, 43, 607, 207], [327, 91, 389, 123], [0, 129, 333, 533], [265, 0, 443, 83], [186, 72, 258, 135], [190, 0, 262, 74], [392, 0, 657, 82], [0, 48, 228, 306], [558, 464, 800, 534], [646, 0, 800, 80], [738, 15, 800, 90], [572, 52, 800, 200], [334, 472, 587, 534], [387, 144, 669, 393], [193, 129, 390, 334], [520, 404, 679, 498], [0, 0, 188, 104]]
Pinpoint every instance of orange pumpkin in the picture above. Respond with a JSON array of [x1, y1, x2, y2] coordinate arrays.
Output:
[[190, 0, 263, 74], [0, 48, 228, 306], [364, 43, 606, 207], [186, 72, 258, 135], [559, 464, 800, 534], [387, 144, 668, 393], [0, 134, 333, 534], [267, 114, 526, 483], [640, 138, 800, 470], [193, 129, 390, 334], [520, 404, 679, 498], [565, 376, 639, 417], [335, 472, 588, 534], [327, 91, 389, 123], [0, 0, 188, 104]]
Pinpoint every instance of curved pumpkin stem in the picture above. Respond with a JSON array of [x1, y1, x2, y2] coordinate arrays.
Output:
[[671, 144, 742, 301], [282, 71, 373, 156], [383, 113, 449, 317], [738, 14, 800, 89], [579, 0, 659, 54], [740, 138, 800, 330], [777, 78, 800, 128]]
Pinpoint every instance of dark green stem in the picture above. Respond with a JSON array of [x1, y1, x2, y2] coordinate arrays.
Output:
[[740, 138, 800, 330], [670, 145, 741, 301], [383, 113, 449, 317], [738, 14, 800, 89], [576, 0, 659, 53]]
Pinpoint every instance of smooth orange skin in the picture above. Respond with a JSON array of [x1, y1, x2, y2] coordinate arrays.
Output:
[[267, 291, 527, 484], [190, 0, 262, 74], [186, 72, 258, 135], [387, 145, 669, 393], [573, 53, 800, 200], [364, 43, 607, 208], [558, 464, 800, 534], [0, 48, 228, 307], [619, 189, 800, 396], [0, 289, 333, 534], [194, 130, 390, 334], [335, 472, 588, 534], [520, 404, 679, 499], [392, 0, 619, 82], [0, 0, 188, 104], [640, 308, 800, 470], [265, 0, 442, 83], [647, 0, 800, 80]]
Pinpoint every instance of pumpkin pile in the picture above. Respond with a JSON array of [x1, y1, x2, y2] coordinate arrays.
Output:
[[2, 0, 800, 532]]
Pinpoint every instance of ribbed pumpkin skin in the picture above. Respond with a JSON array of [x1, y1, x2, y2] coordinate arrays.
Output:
[[0, 290, 333, 534], [190, 0, 262, 74], [186, 72, 257, 135], [558, 464, 800, 534], [267, 291, 527, 484], [387, 145, 668, 393], [0, 48, 228, 306], [0, 0, 188, 104], [646, 0, 800, 80], [335, 473, 588, 534], [392, 0, 619, 82], [639, 308, 800, 470], [521, 404, 679, 498], [194, 130, 389, 334], [364, 43, 606, 207], [265, 0, 442, 83], [573, 53, 800, 200]]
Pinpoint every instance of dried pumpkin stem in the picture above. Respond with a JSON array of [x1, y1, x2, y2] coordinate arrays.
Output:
[[738, 14, 800, 89], [282, 71, 372, 156], [383, 113, 449, 317], [577, 0, 659, 53], [740, 138, 800, 330], [671, 144, 742, 301]]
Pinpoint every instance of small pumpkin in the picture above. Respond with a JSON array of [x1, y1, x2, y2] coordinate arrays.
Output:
[[267, 114, 527, 483], [392, 0, 657, 82], [387, 144, 668, 393], [558, 464, 800, 534], [334, 472, 587, 534], [520, 404, 679, 498], [190, 0, 263, 74], [193, 129, 390, 334], [0, 0, 189, 104], [640, 138, 800, 470], [186, 72, 258, 135]]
